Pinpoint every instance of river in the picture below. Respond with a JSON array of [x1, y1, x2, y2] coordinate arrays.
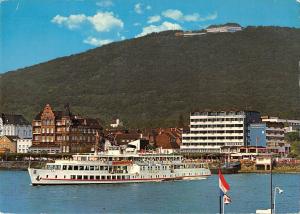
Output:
[[0, 171, 299, 213]]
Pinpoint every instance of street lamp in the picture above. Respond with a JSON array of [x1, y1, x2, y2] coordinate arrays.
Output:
[[273, 187, 284, 214]]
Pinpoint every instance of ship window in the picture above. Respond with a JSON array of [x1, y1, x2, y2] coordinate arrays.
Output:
[[71, 175, 76, 179], [46, 175, 48, 178], [112, 176, 116, 180], [117, 176, 121, 180], [79, 166, 84, 170], [55, 175, 57, 178], [90, 166, 94, 170], [77, 175, 82, 179], [74, 166, 78, 170], [96, 176, 100, 180], [95, 166, 99, 170], [100, 166, 103, 170], [64, 175, 66, 178], [122, 176, 125, 180], [101, 176, 105, 180], [85, 166, 89, 170], [68, 165, 73, 170], [63, 165, 67, 170], [84, 175, 88, 180], [90, 176, 94, 180], [107, 176, 111, 180], [104, 166, 108, 170]]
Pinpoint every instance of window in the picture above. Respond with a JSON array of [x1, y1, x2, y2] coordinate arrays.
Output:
[[101, 176, 105, 180], [68, 165, 73, 170], [74, 166, 78, 170], [63, 165, 67, 170], [85, 166, 89, 170], [79, 166, 84, 170], [95, 166, 99, 170], [90, 166, 94, 170], [71, 175, 76, 179], [77, 175, 82, 179], [83, 175, 88, 180], [90, 176, 94, 180], [96, 176, 100, 180]]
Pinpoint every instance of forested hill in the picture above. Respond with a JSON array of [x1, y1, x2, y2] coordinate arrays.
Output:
[[1, 25, 300, 127]]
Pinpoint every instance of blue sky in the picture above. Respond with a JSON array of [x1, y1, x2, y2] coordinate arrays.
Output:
[[1, 0, 300, 73]]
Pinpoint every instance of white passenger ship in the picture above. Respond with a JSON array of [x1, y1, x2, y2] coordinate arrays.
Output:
[[28, 146, 211, 185]]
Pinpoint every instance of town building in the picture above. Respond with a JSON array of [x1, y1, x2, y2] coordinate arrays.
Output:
[[181, 111, 261, 154], [17, 138, 32, 153], [265, 121, 289, 155], [155, 129, 181, 154], [0, 113, 32, 139], [110, 118, 123, 128], [247, 123, 267, 147], [261, 116, 300, 133], [31, 104, 102, 153], [0, 135, 19, 153]]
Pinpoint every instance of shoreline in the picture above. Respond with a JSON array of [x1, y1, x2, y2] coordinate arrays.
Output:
[[1, 161, 300, 174]]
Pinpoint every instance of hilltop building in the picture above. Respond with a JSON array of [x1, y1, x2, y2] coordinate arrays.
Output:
[[0, 113, 32, 139], [181, 110, 261, 154], [206, 23, 242, 33], [31, 104, 102, 153]]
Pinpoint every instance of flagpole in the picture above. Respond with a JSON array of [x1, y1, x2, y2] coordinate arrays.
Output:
[[219, 194, 222, 214], [222, 195, 225, 214]]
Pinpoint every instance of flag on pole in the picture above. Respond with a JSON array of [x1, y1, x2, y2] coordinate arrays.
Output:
[[219, 169, 230, 194], [223, 194, 231, 204]]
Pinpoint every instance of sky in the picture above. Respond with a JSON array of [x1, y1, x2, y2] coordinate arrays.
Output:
[[1, 0, 300, 73]]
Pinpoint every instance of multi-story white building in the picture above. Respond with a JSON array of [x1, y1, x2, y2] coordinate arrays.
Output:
[[0, 113, 32, 139], [181, 111, 261, 154], [17, 138, 32, 153]]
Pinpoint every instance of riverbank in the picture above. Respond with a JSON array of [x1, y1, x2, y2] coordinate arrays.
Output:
[[1, 161, 300, 173], [0, 161, 46, 171]]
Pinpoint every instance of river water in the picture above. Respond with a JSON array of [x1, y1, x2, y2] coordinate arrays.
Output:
[[0, 171, 299, 213]]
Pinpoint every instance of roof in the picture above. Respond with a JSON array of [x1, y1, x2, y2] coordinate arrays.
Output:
[[1, 135, 20, 142], [1, 113, 30, 125]]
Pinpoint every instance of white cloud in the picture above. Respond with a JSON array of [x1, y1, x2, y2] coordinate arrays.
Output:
[[136, 21, 182, 37], [96, 0, 113, 7], [147, 15, 161, 24], [162, 9, 218, 22], [146, 5, 151, 10], [51, 14, 86, 29], [162, 9, 183, 21], [83, 37, 113, 46], [88, 12, 123, 32], [0, 0, 8, 4], [133, 22, 141, 26], [296, 0, 300, 3], [134, 3, 142, 14], [51, 12, 123, 32], [198, 12, 218, 21]]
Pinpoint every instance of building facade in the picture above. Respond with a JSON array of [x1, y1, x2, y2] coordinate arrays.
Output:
[[17, 138, 32, 153], [31, 104, 102, 153], [247, 123, 267, 147], [0, 135, 19, 153], [0, 113, 32, 139], [181, 111, 261, 154]]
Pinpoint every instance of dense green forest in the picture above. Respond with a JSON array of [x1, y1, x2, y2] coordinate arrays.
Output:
[[1, 25, 300, 127]]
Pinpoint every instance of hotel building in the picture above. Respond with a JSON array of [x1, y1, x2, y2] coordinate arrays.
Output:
[[181, 111, 261, 154], [31, 104, 102, 153]]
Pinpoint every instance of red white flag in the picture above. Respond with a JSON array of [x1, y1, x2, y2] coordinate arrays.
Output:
[[219, 169, 230, 194]]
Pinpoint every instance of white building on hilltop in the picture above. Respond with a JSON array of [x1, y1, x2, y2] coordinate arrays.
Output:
[[0, 113, 32, 139], [181, 111, 261, 154]]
